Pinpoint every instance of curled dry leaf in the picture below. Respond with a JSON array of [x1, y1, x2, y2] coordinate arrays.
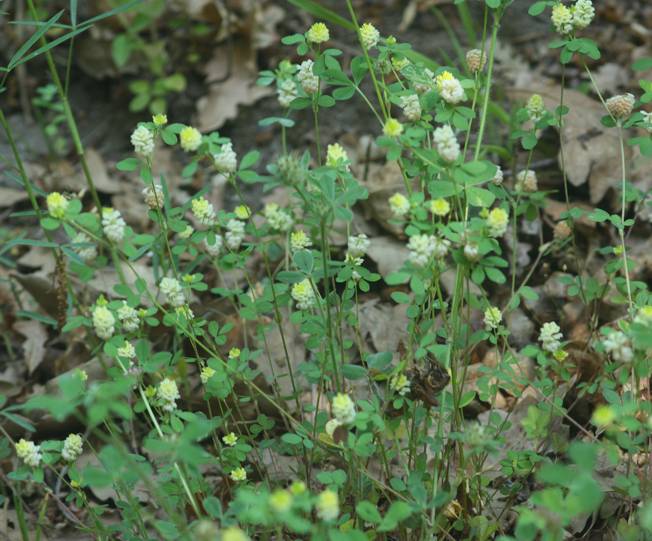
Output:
[[15, 319, 48, 374], [508, 85, 622, 204], [196, 39, 273, 132]]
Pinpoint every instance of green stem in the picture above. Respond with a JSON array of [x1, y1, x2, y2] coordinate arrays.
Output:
[[473, 14, 499, 161]]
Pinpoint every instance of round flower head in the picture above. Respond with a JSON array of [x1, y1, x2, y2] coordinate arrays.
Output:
[[15, 439, 41, 467], [408, 234, 437, 267], [191, 196, 216, 226], [225, 219, 246, 250], [159, 276, 186, 307], [200, 366, 215, 384], [551, 3, 573, 35], [641, 111, 652, 133], [102, 208, 126, 243], [277, 78, 298, 108], [484, 306, 502, 330], [383, 118, 404, 137], [526, 94, 545, 122], [117, 340, 136, 360], [606, 93, 635, 120], [635, 305, 652, 326], [553, 220, 572, 240], [269, 489, 293, 513], [316, 489, 339, 522], [223, 432, 238, 446], [93, 304, 115, 340], [221, 526, 250, 541], [466, 49, 487, 73], [204, 234, 223, 257], [72, 232, 97, 262], [400, 94, 422, 122], [539, 321, 563, 353], [602, 330, 633, 363], [389, 373, 410, 396], [230, 467, 247, 482], [143, 184, 164, 210], [307, 22, 329, 44], [359, 22, 380, 50], [291, 279, 316, 310], [436, 71, 465, 104], [464, 242, 480, 262], [433, 125, 460, 163], [118, 301, 140, 332], [290, 230, 312, 251], [392, 56, 409, 71], [297, 59, 319, 95], [492, 165, 504, 185], [152, 113, 167, 126], [234, 205, 251, 220], [46, 192, 68, 218], [572, 0, 595, 30], [264, 203, 293, 232], [326, 143, 350, 170], [486, 207, 509, 238], [432, 236, 451, 259], [430, 198, 450, 217], [331, 392, 356, 424], [62, 433, 83, 462], [214, 142, 238, 174], [388, 192, 410, 217], [515, 169, 538, 192], [347, 234, 370, 258], [131, 125, 155, 156], [157, 378, 180, 411], [229, 347, 241, 359], [179, 126, 202, 152]]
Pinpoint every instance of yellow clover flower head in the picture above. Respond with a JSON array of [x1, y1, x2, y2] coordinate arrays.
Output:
[[221, 526, 250, 541], [223, 432, 238, 446], [290, 480, 306, 494], [326, 143, 349, 170], [234, 205, 251, 220], [551, 3, 573, 35], [383, 118, 404, 137], [435, 70, 455, 92], [200, 366, 215, 384], [230, 466, 247, 482], [152, 113, 168, 126], [359, 22, 380, 50], [46, 192, 69, 219], [269, 489, 293, 513], [592, 405, 616, 427], [316, 489, 339, 522], [228, 347, 241, 359], [307, 22, 329, 44], [180, 126, 202, 152], [388, 192, 410, 217], [430, 198, 450, 217]]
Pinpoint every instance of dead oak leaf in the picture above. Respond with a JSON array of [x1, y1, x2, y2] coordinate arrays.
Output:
[[508, 85, 622, 204], [15, 320, 48, 374], [196, 40, 272, 132]]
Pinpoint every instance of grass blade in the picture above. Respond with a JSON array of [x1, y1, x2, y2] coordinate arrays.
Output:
[[7, 10, 64, 70], [286, 0, 355, 30]]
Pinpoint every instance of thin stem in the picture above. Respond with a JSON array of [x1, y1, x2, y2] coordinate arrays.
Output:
[[473, 13, 499, 161]]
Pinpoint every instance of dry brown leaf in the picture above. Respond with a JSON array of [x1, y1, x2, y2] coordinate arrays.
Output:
[[15, 319, 48, 374], [366, 236, 408, 275], [0, 187, 28, 207], [196, 39, 272, 132], [508, 85, 622, 204], [358, 299, 408, 353]]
